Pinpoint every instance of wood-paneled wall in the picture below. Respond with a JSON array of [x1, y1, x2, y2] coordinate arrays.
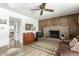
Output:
[[39, 14, 79, 37]]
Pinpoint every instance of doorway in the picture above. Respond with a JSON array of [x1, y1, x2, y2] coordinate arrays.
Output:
[[9, 17, 21, 48]]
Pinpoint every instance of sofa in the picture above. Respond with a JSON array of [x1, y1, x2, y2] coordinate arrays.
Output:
[[57, 37, 79, 56]]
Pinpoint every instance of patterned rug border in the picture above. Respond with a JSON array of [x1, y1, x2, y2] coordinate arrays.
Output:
[[30, 45, 57, 56]]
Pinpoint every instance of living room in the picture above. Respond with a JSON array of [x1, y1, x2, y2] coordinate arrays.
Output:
[[0, 2, 79, 56]]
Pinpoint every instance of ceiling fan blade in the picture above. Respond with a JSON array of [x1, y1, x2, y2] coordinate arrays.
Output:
[[40, 9, 43, 15], [41, 3, 46, 9], [30, 9, 40, 11], [44, 9, 54, 12]]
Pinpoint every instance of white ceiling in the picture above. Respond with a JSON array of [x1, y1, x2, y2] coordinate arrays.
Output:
[[0, 3, 79, 20]]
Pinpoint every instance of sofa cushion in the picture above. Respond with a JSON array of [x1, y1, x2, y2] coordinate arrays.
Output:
[[69, 38, 78, 48], [71, 42, 79, 52], [59, 41, 79, 56]]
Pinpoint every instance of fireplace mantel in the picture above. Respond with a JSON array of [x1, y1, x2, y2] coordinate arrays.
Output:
[[43, 26, 69, 39]]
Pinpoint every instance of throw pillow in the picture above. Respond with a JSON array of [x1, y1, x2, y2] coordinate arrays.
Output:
[[71, 42, 79, 52], [69, 38, 78, 48]]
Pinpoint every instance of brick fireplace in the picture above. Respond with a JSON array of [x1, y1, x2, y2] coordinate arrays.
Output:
[[43, 26, 69, 39]]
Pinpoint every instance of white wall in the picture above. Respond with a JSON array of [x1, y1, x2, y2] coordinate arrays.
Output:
[[0, 10, 9, 46], [0, 8, 38, 47]]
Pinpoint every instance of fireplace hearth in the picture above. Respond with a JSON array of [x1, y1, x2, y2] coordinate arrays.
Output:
[[49, 30, 60, 38]]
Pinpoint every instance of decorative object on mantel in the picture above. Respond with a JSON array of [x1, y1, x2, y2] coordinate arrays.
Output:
[[0, 19, 7, 24], [60, 34, 65, 40], [25, 24, 33, 30]]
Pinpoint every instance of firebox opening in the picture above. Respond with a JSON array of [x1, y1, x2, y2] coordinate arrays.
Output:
[[49, 30, 60, 38]]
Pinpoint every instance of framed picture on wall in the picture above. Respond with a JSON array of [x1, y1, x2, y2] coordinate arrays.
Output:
[[0, 19, 7, 24], [25, 24, 33, 30]]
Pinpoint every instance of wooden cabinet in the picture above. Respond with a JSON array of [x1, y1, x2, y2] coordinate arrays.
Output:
[[23, 32, 35, 45]]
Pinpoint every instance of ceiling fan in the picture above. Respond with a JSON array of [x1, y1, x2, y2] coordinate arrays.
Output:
[[30, 3, 54, 15]]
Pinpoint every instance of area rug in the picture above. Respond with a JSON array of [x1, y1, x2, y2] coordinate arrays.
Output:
[[30, 39, 60, 55]]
